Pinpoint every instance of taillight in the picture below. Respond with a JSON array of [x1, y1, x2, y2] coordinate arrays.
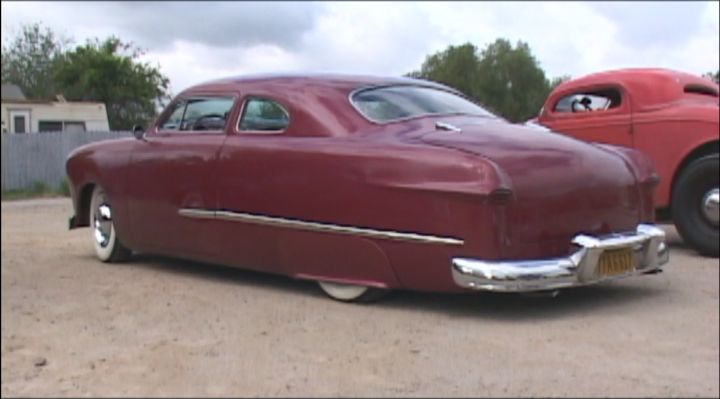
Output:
[[489, 188, 514, 205], [642, 173, 661, 188], [638, 174, 659, 222]]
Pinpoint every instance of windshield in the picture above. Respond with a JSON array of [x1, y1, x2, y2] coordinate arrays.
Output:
[[351, 85, 496, 123]]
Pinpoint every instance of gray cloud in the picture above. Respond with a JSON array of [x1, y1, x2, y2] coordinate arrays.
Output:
[[51, 1, 325, 50], [1, 1, 716, 93], [589, 1, 707, 48]]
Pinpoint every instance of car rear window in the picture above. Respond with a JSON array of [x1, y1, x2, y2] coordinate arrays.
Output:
[[351, 85, 496, 123], [553, 88, 623, 113], [684, 84, 719, 97]]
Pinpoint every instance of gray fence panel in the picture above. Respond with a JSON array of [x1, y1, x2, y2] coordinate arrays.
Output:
[[1, 131, 132, 191]]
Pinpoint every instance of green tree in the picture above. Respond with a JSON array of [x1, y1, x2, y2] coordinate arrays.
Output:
[[409, 39, 567, 122], [703, 70, 719, 84], [407, 43, 482, 99], [1, 22, 71, 99], [548, 75, 571, 90], [474, 39, 552, 122], [54, 37, 170, 130]]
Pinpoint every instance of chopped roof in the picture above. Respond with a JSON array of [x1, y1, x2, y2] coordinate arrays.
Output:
[[552, 68, 719, 110], [181, 73, 450, 95]]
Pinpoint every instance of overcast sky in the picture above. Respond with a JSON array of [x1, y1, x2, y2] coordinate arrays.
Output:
[[2, 1, 718, 94]]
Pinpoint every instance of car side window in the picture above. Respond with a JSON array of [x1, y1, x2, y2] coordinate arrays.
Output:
[[238, 98, 289, 133], [158, 97, 235, 132], [159, 101, 186, 130], [553, 88, 622, 114]]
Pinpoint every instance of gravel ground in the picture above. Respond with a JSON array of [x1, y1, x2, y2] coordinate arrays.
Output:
[[1, 198, 718, 397]]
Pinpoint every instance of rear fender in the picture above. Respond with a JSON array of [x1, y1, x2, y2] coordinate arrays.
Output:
[[362, 148, 512, 200]]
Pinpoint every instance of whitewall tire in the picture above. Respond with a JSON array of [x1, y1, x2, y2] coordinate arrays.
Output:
[[317, 281, 387, 303], [89, 185, 131, 262]]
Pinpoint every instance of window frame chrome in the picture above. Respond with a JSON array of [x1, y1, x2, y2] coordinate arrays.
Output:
[[234, 95, 291, 135], [154, 94, 238, 136], [348, 84, 498, 125]]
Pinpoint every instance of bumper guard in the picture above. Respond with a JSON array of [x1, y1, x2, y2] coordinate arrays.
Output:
[[451, 224, 669, 292]]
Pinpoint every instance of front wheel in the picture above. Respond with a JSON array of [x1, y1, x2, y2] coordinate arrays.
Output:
[[89, 185, 132, 262], [317, 281, 388, 303], [671, 154, 719, 257]]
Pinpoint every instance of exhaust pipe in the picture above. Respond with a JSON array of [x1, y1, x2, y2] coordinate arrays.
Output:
[[520, 290, 560, 298]]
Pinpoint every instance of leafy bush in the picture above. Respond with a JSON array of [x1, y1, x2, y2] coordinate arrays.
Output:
[[29, 181, 51, 195], [58, 178, 70, 197], [2, 179, 71, 200]]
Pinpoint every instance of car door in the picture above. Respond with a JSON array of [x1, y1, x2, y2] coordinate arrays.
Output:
[[201, 96, 293, 274], [123, 94, 236, 257], [200, 95, 403, 286], [540, 85, 634, 148]]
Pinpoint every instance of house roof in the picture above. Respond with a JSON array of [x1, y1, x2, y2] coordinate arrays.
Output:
[[1, 84, 26, 100]]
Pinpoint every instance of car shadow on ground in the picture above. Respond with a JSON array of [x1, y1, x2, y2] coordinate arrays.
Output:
[[379, 284, 667, 322], [121, 252, 322, 296], [660, 222, 709, 256], [114, 252, 669, 322]]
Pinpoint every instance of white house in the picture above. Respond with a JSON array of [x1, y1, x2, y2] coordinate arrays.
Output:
[[1, 84, 110, 133]]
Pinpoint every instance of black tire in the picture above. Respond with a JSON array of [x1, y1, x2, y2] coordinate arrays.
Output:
[[89, 185, 132, 262], [671, 154, 719, 257]]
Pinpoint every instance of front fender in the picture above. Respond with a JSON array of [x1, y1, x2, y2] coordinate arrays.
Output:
[[65, 139, 134, 233]]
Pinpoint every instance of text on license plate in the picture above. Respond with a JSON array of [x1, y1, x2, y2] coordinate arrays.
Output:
[[597, 248, 634, 276]]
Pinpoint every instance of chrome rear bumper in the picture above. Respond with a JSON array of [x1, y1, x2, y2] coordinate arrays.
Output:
[[451, 224, 669, 292]]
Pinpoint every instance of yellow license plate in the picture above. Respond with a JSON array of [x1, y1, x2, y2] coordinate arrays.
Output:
[[597, 248, 634, 276]]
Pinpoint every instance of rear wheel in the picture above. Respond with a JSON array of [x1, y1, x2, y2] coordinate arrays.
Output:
[[89, 185, 132, 262], [671, 154, 719, 257], [317, 281, 388, 303]]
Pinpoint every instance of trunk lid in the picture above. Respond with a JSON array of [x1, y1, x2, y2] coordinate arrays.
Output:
[[418, 117, 643, 257]]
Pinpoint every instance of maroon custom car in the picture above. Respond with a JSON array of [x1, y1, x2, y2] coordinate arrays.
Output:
[[66, 74, 669, 302]]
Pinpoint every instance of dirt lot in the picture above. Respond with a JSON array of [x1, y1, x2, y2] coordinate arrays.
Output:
[[1, 198, 718, 397]]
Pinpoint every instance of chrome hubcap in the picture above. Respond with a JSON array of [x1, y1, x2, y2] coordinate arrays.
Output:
[[93, 196, 113, 248], [701, 188, 719, 226]]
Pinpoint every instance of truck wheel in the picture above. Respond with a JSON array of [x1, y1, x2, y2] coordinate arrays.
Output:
[[671, 154, 719, 257]]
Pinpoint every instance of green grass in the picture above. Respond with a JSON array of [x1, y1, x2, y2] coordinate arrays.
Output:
[[1, 179, 71, 201], [57, 179, 71, 197]]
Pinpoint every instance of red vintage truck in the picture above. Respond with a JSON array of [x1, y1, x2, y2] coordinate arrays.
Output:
[[531, 68, 719, 256]]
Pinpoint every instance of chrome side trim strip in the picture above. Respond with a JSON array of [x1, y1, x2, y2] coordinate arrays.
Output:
[[178, 208, 215, 218], [178, 208, 464, 246]]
